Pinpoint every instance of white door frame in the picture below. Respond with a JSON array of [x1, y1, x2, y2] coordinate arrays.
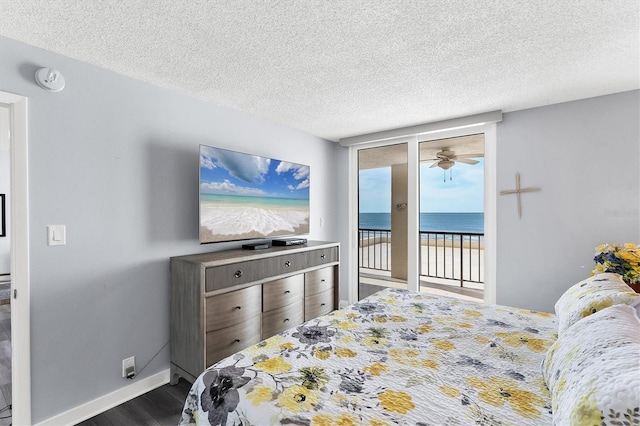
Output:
[[348, 123, 497, 305], [1, 90, 31, 425]]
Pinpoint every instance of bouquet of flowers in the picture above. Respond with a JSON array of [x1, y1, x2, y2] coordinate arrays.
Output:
[[592, 243, 640, 284]]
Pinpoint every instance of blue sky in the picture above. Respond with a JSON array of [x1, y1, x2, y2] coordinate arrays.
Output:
[[359, 159, 484, 213], [200, 146, 310, 199]]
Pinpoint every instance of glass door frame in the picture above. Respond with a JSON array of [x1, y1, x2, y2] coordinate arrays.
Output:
[[347, 123, 498, 305]]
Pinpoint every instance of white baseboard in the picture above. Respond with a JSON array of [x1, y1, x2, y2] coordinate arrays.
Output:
[[339, 299, 349, 309], [34, 369, 170, 426]]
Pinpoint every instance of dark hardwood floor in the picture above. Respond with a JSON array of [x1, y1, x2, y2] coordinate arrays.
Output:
[[77, 379, 191, 426]]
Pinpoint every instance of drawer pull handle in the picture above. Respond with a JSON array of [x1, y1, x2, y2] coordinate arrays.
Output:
[[283, 318, 289, 323], [285, 261, 291, 267], [234, 306, 242, 310], [234, 270, 243, 278], [320, 279, 326, 283], [234, 339, 241, 343], [321, 303, 326, 306], [284, 290, 291, 294], [321, 254, 326, 259]]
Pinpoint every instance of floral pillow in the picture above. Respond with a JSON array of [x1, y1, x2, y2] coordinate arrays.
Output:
[[542, 304, 640, 425], [554, 273, 640, 334]]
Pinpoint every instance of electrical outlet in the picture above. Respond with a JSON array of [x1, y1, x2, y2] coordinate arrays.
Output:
[[122, 356, 135, 378]]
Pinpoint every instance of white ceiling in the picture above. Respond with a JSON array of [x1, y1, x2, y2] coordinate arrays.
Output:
[[0, 1, 638, 142]]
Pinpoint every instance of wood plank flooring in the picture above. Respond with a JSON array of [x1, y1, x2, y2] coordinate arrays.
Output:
[[77, 379, 191, 426]]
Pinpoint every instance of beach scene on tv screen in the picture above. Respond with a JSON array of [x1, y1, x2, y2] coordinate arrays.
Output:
[[200, 145, 310, 243]]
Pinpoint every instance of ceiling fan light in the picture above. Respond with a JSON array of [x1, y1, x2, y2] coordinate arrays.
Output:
[[439, 160, 454, 170]]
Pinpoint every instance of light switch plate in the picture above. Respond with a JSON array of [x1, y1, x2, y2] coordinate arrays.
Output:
[[47, 225, 66, 246]]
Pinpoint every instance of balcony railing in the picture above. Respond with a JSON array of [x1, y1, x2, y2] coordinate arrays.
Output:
[[359, 228, 484, 287]]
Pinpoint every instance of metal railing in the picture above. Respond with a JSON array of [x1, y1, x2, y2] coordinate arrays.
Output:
[[358, 229, 484, 287]]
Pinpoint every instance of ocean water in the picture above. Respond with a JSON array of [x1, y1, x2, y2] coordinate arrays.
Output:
[[201, 193, 309, 208], [360, 212, 484, 233]]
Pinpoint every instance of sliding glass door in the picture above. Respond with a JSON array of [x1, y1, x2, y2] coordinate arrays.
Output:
[[357, 143, 408, 300]]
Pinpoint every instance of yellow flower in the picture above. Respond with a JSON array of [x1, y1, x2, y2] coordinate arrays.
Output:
[[373, 316, 387, 323], [580, 299, 613, 317], [369, 419, 391, 426], [280, 342, 295, 351], [466, 376, 545, 419], [360, 336, 387, 348], [416, 324, 433, 333], [312, 414, 358, 426], [474, 336, 490, 344], [439, 385, 461, 398], [364, 362, 388, 376], [420, 359, 439, 369], [570, 393, 602, 425], [246, 384, 273, 406], [464, 309, 483, 317], [336, 347, 357, 358], [345, 313, 358, 319], [495, 331, 549, 352], [432, 339, 455, 351], [335, 321, 360, 330], [458, 322, 473, 328], [254, 357, 291, 374], [623, 243, 638, 250], [390, 349, 419, 358], [277, 385, 318, 413], [314, 348, 331, 360], [390, 316, 407, 322], [341, 335, 355, 343], [378, 389, 415, 414]]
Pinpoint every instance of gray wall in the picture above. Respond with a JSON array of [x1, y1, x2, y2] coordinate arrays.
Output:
[[496, 91, 640, 312], [0, 36, 348, 423]]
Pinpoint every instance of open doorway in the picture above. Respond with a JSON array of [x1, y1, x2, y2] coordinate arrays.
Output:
[[0, 104, 11, 425]]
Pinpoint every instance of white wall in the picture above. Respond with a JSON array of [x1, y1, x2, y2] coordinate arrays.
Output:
[[0, 36, 348, 423], [496, 91, 640, 312], [0, 105, 9, 274]]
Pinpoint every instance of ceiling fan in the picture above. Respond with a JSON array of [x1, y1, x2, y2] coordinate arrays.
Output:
[[423, 148, 484, 181]]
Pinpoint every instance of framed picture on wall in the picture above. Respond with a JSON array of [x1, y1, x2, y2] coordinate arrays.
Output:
[[0, 194, 5, 237]]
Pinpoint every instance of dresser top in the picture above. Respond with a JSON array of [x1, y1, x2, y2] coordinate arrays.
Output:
[[171, 240, 339, 267]]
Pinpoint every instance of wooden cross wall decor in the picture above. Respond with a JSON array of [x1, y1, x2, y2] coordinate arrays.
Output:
[[500, 173, 541, 218]]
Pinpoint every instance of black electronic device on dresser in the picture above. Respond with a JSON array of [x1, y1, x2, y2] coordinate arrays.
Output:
[[272, 238, 307, 246]]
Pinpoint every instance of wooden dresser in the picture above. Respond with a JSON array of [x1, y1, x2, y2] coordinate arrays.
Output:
[[169, 241, 339, 384]]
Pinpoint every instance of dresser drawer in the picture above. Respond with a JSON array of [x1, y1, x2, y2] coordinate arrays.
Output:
[[262, 299, 304, 339], [272, 252, 308, 276], [206, 315, 261, 367], [304, 287, 334, 321], [263, 275, 304, 312], [307, 247, 338, 267], [205, 260, 266, 291], [305, 267, 334, 296], [206, 285, 261, 332]]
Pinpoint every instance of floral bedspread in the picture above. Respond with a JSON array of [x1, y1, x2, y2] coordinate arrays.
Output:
[[180, 289, 557, 425]]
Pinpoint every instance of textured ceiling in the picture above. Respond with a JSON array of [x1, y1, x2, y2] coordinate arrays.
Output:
[[0, 1, 638, 141]]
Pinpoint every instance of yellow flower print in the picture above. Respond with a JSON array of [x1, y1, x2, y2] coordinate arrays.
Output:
[[345, 313, 358, 319], [580, 299, 613, 317], [458, 322, 473, 328], [364, 362, 388, 376], [341, 335, 355, 344], [464, 309, 483, 317], [390, 316, 407, 322], [416, 324, 433, 333], [314, 348, 331, 360], [570, 393, 602, 425], [390, 349, 419, 358], [466, 376, 545, 419], [277, 385, 319, 413], [280, 342, 295, 351], [373, 316, 388, 323], [432, 339, 455, 351], [248, 335, 283, 354], [313, 412, 360, 425], [336, 347, 357, 358], [439, 385, 462, 398], [420, 359, 438, 369], [335, 321, 360, 330], [378, 389, 415, 414], [495, 331, 549, 352], [246, 384, 273, 406], [370, 419, 391, 426], [254, 357, 291, 374], [474, 336, 490, 344]]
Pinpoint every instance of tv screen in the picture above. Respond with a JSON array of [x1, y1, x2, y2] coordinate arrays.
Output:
[[199, 145, 310, 244]]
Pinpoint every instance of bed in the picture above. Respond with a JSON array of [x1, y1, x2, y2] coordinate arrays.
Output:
[[179, 273, 640, 425]]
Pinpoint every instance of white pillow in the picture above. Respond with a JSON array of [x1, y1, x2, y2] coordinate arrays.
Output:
[[554, 273, 640, 334], [542, 304, 640, 425]]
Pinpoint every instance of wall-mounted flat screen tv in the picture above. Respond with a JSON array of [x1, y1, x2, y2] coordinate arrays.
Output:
[[199, 145, 310, 244]]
